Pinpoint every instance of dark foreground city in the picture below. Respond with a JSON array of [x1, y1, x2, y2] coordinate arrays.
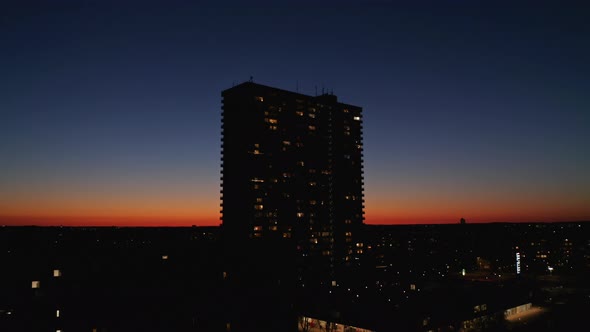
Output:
[[1, 222, 588, 331]]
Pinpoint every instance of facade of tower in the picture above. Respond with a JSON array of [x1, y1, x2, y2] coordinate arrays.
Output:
[[221, 81, 365, 273]]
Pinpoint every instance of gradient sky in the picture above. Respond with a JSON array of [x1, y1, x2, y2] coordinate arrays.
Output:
[[1, 0, 589, 226]]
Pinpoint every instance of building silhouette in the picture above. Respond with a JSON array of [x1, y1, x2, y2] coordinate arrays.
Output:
[[220, 81, 365, 330], [221, 81, 365, 273]]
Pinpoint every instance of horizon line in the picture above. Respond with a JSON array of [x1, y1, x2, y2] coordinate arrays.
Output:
[[3, 220, 588, 228]]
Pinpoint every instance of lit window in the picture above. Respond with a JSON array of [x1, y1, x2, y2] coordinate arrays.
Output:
[[297, 161, 305, 166], [254, 204, 263, 210], [354, 116, 360, 121], [32, 281, 40, 289], [53, 269, 61, 277], [251, 178, 264, 183], [253, 226, 262, 231], [282, 140, 291, 145], [269, 225, 278, 231], [308, 113, 316, 118], [356, 242, 364, 247], [256, 198, 263, 203], [297, 212, 304, 218], [296, 111, 304, 116], [309, 182, 317, 186], [345, 232, 352, 237], [310, 200, 317, 205], [255, 96, 264, 102], [161, 255, 168, 260], [343, 109, 349, 113], [56, 309, 60, 317], [269, 125, 278, 130], [308, 125, 316, 130]]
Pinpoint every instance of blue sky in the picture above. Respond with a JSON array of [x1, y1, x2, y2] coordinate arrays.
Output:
[[1, 0, 588, 225]]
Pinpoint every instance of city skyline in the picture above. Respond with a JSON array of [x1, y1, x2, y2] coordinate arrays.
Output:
[[1, 1, 589, 226]]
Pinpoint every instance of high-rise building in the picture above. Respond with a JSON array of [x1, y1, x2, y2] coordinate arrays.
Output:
[[221, 80, 365, 278]]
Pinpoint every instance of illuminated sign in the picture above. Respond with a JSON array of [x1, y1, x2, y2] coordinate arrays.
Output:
[[515, 252, 521, 274]]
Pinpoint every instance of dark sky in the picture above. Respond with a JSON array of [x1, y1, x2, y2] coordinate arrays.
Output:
[[1, 0, 589, 225]]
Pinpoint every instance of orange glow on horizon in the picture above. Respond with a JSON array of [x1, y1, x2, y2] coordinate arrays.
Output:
[[2, 210, 588, 227], [0, 192, 221, 226], [365, 207, 590, 225], [1, 191, 588, 227], [364, 192, 590, 225], [0, 215, 220, 227]]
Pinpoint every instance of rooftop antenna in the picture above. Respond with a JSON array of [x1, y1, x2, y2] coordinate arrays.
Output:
[[249, 76, 254, 82]]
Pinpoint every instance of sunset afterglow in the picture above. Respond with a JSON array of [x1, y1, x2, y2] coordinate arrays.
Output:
[[1, 2, 588, 226]]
